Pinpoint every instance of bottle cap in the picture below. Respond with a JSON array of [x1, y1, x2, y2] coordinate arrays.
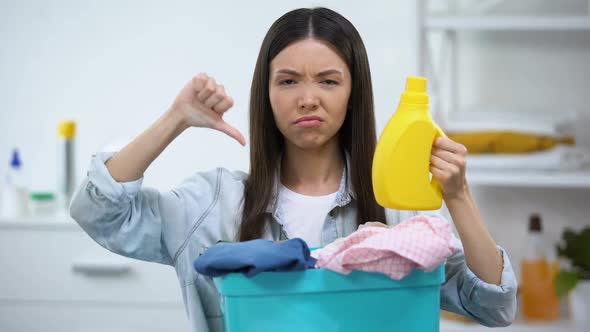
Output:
[[406, 76, 427, 92], [31, 192, 55, 201], [528, 214, 542, 232], [10, 148, 22, 170], [58, 120, 76, 139], [401, 76, 429, 104]]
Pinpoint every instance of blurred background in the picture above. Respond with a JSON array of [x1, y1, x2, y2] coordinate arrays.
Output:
[[0, 0, 589, 331]]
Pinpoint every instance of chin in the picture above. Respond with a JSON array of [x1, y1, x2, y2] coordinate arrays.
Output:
[[290, 134, 332, 150], [295, 141, 324, 150]]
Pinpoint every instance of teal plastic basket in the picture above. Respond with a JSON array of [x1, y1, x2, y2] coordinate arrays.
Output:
[[213, 263, 445, 332]]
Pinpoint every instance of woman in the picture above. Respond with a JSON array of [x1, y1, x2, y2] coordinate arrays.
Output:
[[70, 7, 517, 332]]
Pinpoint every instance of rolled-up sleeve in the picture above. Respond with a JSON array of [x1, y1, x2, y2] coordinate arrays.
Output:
[[441, 235, 518, 327], [69, 151, 180, 265], [85, 151, 144, 202]]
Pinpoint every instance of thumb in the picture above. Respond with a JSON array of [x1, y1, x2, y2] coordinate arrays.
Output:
[[214, 120, 246, 146]]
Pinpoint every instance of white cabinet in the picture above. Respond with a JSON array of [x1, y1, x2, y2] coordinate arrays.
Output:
[[417, 3, 589, 331], [417, 0, 590, 188], [0, 217, 189, 332]]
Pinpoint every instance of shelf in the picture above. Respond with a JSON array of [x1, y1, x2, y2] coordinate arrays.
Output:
[[425, 16, 590, 31], [441, 318, 587, 332], [467, 170, 590, 188], [0, 214, 79, 231]]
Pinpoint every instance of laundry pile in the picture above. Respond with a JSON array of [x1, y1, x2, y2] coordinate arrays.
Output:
[[312, 215, 454, 280], [194, 215, 454, 280]]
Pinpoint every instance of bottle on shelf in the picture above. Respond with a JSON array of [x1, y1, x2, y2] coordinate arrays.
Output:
[[29, 192, 57, 216], [57, 120, 76, 211], [0, 148, 29, 218], [520, 213, 560, 321]]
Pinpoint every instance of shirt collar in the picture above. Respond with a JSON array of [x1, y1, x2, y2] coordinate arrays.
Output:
[[265, 150, 355, 214]]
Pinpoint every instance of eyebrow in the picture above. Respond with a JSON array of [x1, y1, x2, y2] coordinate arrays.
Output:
[[274, 69, 343, 77]]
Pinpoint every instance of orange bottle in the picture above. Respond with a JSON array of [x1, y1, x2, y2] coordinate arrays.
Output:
[[520, 214, 560, 321]]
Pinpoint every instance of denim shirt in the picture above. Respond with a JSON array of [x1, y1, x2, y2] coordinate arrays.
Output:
[[70, 151, 517, 332]]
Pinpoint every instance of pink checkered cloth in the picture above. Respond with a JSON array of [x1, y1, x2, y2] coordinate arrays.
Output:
[[313, 215, 455, 280]]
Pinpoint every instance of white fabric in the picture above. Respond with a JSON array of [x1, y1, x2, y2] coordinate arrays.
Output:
[[277, 183, 337, 248], [466, 145, 590, 171], [442, 107, 577, 137]]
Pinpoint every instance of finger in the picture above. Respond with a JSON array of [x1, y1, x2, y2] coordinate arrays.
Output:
[[430, 165, 448, 182], [430, 154, 453, 170], [433, 137, 467, 155], [433, 148, 467, 170], [192, 73, 208, 92], [213, 96, 234, 113], [204, 84, 225, 109], [431, 153, 461, 175], [431, 154, 461, 180], [432, 148, 465, 167], [197, 77, 217, 102], [214, 121, 246, 146]]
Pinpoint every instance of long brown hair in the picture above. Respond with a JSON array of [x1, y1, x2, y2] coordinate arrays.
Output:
[[239, 7, 385, 241]]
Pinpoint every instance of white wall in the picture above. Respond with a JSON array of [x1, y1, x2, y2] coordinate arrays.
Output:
[[0, 0, 417, 192], [1, 0, 589, 279]]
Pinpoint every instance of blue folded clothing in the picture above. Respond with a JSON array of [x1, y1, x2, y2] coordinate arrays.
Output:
[[193, 238, 317, 277]]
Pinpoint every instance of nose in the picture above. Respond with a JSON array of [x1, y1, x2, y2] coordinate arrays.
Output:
[[297, 87, 319, 111]]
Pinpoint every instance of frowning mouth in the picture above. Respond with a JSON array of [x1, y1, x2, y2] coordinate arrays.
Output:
[[294, 116, 323, 128]]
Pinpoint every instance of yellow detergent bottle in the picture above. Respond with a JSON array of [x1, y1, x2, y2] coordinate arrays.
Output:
[[372, 76, 445, 210]]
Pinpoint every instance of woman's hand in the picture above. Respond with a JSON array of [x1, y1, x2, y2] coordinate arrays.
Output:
[[104, 73, 245, 182], [170, 73, 246, 146], [431, 136, 504, 285], [430, 137, 468, 200]]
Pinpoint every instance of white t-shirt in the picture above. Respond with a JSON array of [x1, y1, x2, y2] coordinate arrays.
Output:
[[277, 183, 338, 248]]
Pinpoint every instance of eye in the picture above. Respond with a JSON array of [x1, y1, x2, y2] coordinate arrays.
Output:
[[279, 79, 296, 86], [321, 80, 339, 85]]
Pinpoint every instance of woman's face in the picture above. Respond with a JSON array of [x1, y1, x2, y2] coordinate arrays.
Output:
[[269, 38, 351, 150]]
